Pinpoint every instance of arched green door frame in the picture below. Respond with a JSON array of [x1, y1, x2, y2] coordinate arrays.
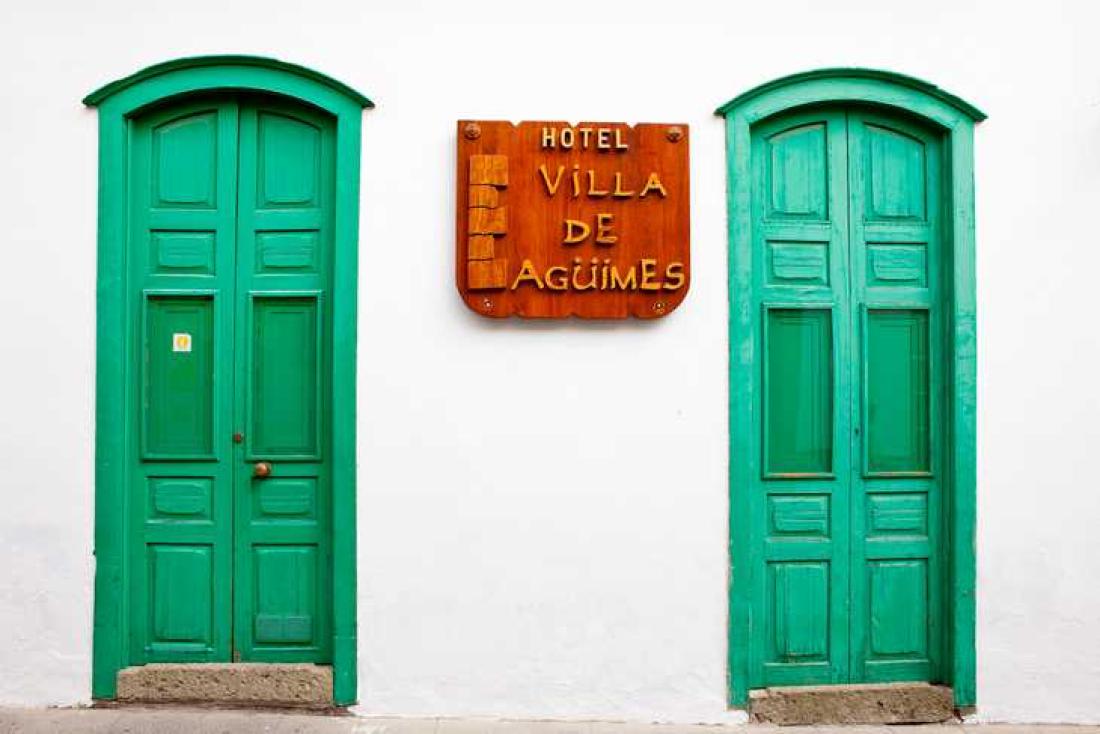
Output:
[[85, 56, 372, 704], [716, 69, 984, 708]]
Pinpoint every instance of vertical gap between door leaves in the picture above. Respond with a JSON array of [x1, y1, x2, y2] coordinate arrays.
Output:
[[229, 94, 243, 663]]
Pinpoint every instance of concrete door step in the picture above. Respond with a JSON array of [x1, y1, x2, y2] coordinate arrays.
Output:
[[116, 663, 333, 709], [749, 682, 954, 725]]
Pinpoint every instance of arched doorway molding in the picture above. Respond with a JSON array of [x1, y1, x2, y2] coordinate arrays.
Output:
[[85, 56, 371, 705], [717, 68, 983, 708]]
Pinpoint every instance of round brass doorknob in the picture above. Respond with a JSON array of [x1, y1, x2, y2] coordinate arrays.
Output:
[[253, 461, 273, 478]]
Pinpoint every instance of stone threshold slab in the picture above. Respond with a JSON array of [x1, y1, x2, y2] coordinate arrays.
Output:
[[749, 682, 954, 725], [116, 663, 333, 709]]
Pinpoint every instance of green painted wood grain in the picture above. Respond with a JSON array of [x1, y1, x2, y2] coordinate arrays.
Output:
[[719, 68, 981, 708]]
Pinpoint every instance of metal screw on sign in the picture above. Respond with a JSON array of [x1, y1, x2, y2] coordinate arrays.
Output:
[[482, 298, 493, 311], [654, 301, 666, 312], [666, 126, 684, 143], [464, 122, 482, 140]]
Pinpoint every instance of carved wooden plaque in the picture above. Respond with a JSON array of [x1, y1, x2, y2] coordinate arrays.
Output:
[[456, 121, 690, 319]]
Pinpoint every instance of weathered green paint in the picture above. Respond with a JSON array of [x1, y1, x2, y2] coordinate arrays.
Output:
[[719, 69, 981, 708], [86, 57, 369, 705], [715, 67, 986, 122], [83, 55, 373, 109]]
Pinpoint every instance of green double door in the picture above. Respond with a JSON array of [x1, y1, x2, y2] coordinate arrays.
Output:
[[746, 106, 945, 687], [126, 94, 335, 664]]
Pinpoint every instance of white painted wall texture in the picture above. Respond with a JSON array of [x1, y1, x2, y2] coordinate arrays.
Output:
[[0, 0, 1098, 724]]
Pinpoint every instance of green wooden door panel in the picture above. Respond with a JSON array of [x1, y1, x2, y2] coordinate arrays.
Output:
[[767, 561, 829, 663], [848, 109, 943, 685], [864, 309, 931, 474], [143, 295, 216, 458], [126, 93, 335, 669], [253, 545, 319, 644], [128, 99, 238, 665], [249, 297, 322, 458], [149, 477, 212, 519], [152, 112, 219, 206], [256, 111, 322, 206], [868, 560, 928, 657], [750, 108, 852, 689], [149, 545, 215, 647], [863, 124, 927, 220], [767, 242, 829, 286], [151, 232, 216, 274], [764, 309, 834, 475], [745, 105, 945, 691], [233, 98, 334, 663], [766, 123, 829, 219]]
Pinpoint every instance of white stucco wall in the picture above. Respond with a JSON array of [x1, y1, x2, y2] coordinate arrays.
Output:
[[0, 0, 1098, 724]]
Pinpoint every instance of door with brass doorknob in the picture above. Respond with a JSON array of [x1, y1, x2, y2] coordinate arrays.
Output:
[[741, 106, 946, 688], [127, 92, 335, 665]]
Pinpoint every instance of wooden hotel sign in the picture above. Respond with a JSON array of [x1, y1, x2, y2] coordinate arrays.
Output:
[[456, 121, 690, 319]]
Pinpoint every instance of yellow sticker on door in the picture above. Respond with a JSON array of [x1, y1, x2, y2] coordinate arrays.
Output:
[[172, 332, 192, 353]]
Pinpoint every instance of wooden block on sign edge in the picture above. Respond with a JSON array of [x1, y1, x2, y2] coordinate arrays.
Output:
[[468, 235, 495, 261], [468, 185, 500, 208], [467, 258, 508, 290], [469, 154, 508, 186], [468, 206, 507, 235]]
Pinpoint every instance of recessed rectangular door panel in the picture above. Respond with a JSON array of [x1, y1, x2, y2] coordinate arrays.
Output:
[[256, 111, 322, 207], [863, 123, 927, 221], [252, 545, 319, 645], [256, 231, 320, 273], [143, 295, 215, 458], [248, 296, 321, 459], [767, 562, 829, 663], [866, 244, 926, 287], [766, 122, 829, 220], [151, 231, 216, 274], [767, 241, 830, 285], [764, 308, 834, 476], [768, 495, 830, 538], [148, 544, 214, 650], [859, 558, 933, 682], [253, 477, 317, 520], [868, 560, 928, 658], [865, 309, 930, 475], [153, 111, 219, 208], [148, 477, 213, 521]]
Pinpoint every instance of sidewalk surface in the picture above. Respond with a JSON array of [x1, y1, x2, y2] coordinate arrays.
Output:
[[2, 708, 1099, 734]]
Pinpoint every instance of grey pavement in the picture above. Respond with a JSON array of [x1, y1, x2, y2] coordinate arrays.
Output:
[[1, 708, 1098, 734]]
